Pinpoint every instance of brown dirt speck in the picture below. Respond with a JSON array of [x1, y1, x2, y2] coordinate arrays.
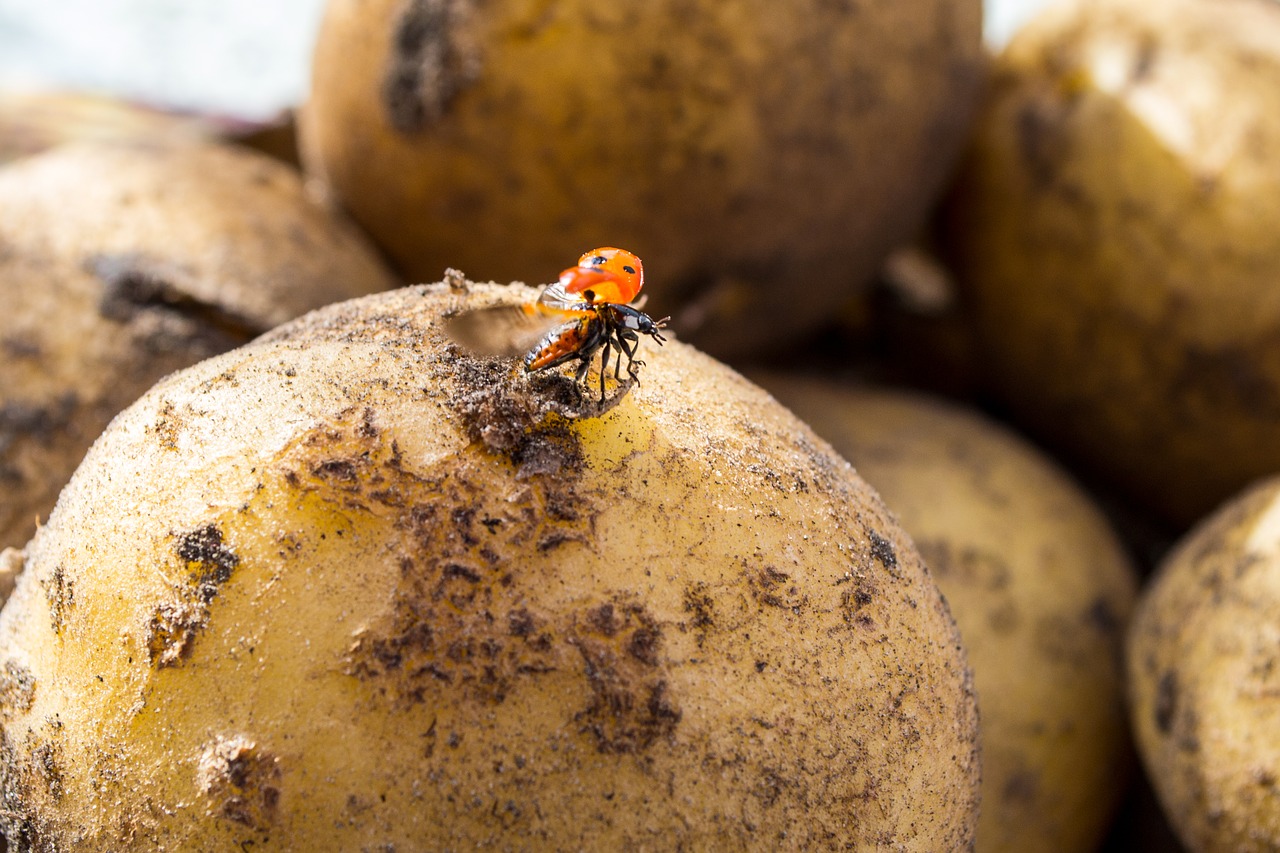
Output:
[[866, 530, 899, 577], [382, 0, 482, 133], [1015, 96, 1072, 188], [90, 252, 258, 353], [144, 523, 242, 667], [147, 599, 207, 668], [256, 408, 579, 708], [681, 582, 715, 645], [32, 742, 63, 801], [0, 397, 77, 447], [1001, 768, 1039, 805], [748, 564, 807, 613], [1155, 669, 1178, 735], [176, 524, 240, 603], [571, 598, 680, 754], [840, 577, 878, 628], [1085, 597, 1120, 636], [41, 563, 75, 634], [0, 730, 37, 850], [450, 357, 589, 479], [0, 661, 36, 717], [196, 735, 281, 831]]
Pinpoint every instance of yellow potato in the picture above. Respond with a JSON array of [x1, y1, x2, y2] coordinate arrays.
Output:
[[0, 282, 979, 849], [1129, 477, 1280, 852], [944, 0, 1280, 523], [0, 140, 400, 551], [759, 377, 1139, 852], [299, 0, 983, 357]]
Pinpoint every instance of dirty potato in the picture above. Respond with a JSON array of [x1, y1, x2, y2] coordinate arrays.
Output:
[[299, 0, 984, 357], [0, 281, 979, 850], [0, 140, 400, 551], [944, 0, 1280, 524], [1129, 477, 1280, 852], [759, 377, 1138, 853]]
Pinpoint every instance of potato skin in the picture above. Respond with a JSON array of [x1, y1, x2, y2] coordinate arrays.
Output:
[[759, 378, 1138, 853], [1129, 477, 1280, 852], [945, 0, 1280, 524], [300, 0, 983, 357], [0, 140, 400, 551], [0, 283, 979, 849]]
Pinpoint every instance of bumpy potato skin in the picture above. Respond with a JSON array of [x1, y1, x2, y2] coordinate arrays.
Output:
[[300, 0, 983, 357], [0, 141, 400, 551], [0, 282, 978, 850], [1129, 477, 1280, 852], [761, 378, 1138, 853], [946, 0, 1280, 524]]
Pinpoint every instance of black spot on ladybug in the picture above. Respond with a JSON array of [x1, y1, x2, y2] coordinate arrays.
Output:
[[622, 265, 636, 275]]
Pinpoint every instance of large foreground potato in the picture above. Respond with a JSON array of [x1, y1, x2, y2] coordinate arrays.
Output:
[[945, 0, 1280, 524], [1129, 477, 1280, 852], [0, 282, 979, 849], [759, 378, 1138, 852], [300, 0, 983, 356], [0, 140, 399, 551]]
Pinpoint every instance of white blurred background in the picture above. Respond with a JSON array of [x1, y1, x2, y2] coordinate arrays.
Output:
[[0, 0, 1057, 120]]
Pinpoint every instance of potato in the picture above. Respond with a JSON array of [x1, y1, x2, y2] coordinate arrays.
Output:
[[0, 140, 400, 551], [299, 0, 983, 357], [944, 0, 1280, 524], [0, 281, 979, 849], [1129, 477, 1280, 852], [0, 91, 215, 166], [757, 377, 1138, 852]]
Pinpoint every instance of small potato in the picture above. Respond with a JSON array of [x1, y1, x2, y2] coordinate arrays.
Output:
[[0, 140, 400, 551], [758, 377, 1139, 853], [944, 0, 1280, 524], [0, 282, 979, 849], [300, 0, 984, 357], [1129, 477, 1280, 852]]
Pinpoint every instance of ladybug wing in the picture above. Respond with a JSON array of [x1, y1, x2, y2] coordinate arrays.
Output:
[[536, 280, 586, 311], [444, 301, 584, 357]]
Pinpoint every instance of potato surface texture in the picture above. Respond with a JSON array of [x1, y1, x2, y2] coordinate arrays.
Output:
[[1129, 477, 1280, 852], [0, 283, 979, 850], [761, 379, 1138, 852], [300, 0, 983, 357], [0, 140, 399, 551], [946, 0, 1280, 523]]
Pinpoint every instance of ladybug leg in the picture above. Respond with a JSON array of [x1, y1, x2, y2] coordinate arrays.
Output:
[[597, 339, 613, 402], [617, 330, 643, 380], [610, 332, 627, 383], [573, 354, 592, 384]]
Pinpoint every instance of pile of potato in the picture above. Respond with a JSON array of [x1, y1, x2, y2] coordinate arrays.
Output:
[[1, 0, 1278, 848]]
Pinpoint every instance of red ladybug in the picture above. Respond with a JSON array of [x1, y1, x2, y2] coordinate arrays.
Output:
[[446, 248, 668, 402]]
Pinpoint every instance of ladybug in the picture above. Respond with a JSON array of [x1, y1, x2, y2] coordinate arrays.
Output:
[[445, 248, 669, 402]]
